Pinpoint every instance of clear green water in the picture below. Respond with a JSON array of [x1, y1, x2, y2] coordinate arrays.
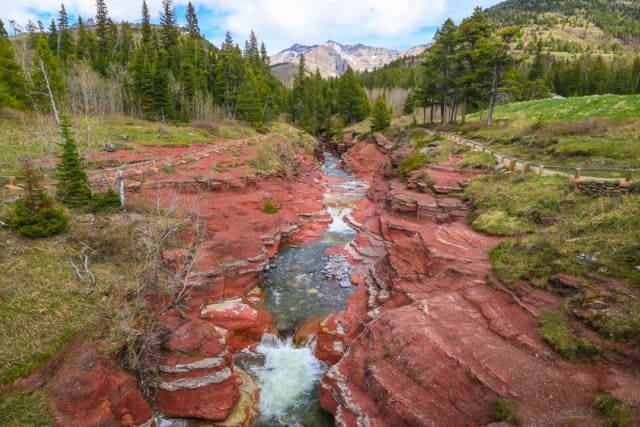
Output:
[[159, 152, 367, 427]]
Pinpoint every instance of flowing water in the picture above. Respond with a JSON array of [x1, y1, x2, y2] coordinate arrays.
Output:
[[159, 152, 367, 426], [263, 151, 368, 336], [241, 151, 368, 426]]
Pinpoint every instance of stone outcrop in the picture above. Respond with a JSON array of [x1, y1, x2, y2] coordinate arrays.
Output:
[[318, 140, 640, 426], [40, 133, 335, 424], [48, 342, 154, 427]]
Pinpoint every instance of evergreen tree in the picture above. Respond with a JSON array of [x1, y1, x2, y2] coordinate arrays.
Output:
[[129, 45, 155, 117], [152, 49, 175, 120], [141, 0, 152, 45], [456, 8, 493, 123], [56, 117, 92, 207], [31, 36, 65, 114], [75, 16, 96, 60], [160, 0, 179, 72], [57, 4, 73, 61], [237, 67, 264, 127], [185, 2, 200, 38], [337, 67, 370, 123], [0, 19, 28, 109], [94, 0, 111, 75], [370, 94, 392, 132], [4, 158, 68, 238], [116, 22, 134, 67], [47, 18, 58, 56], [215, 32, 244, 118]]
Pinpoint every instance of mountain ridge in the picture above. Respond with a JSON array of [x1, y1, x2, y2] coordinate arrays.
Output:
[[270, 40, 428, 83]]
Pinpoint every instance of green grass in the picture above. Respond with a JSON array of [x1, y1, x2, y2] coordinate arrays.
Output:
[[246, 130, 318, 173], [0, 194, 177, 384], [0, 110, 258, 176], [463, 95, 640, 170], [594, 393, 633, 427], [467, 170, 640, 345], [459, 151, 497, 170], [397, 136, 456, 179], [494, 396, 520, 425], [464, 172, 584, 236], [0, 390, 52, 427], [539, 310, 603, 362]]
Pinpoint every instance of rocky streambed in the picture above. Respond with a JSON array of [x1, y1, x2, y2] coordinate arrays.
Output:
[[37, 131, 640, 426]]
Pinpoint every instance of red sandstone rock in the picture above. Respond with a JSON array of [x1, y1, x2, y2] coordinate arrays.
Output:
[[49, 342, 153, 427], [320, 139, 640, 426]]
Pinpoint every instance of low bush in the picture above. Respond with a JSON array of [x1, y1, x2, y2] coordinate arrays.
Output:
[[262, 201, 279, 214], [594, 393, 632, 427], [398, 152, 428, 179], [415, 171, 436, 187], [89, 189, 121, 213], [4, 195, 68, 238], [191, 118, 219, 134], [494, 396, 519, 425]]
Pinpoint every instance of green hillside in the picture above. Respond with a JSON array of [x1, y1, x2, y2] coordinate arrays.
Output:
[[464, 94, 640, 170], [487, 0, 640, 42]]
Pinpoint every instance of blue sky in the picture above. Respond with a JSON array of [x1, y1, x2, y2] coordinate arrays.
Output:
[[1, 0, 504, 54]]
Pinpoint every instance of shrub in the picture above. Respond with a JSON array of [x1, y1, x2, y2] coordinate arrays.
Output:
[[594, 393, 632, 427], [494, 396, 519, 425], [262, 202, 279, 214], [398, 152, 428, 179], [539, 310, 602, 362], [191, 118, 219, 134], [89, 189, 121, 213], [4, 193, 68, 238], [416, 171, 436, 187]]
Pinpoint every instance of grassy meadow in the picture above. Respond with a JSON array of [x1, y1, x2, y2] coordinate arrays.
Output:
[[463, 94, 640, 170]]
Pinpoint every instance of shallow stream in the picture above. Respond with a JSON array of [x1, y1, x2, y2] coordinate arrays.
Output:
[[161, 151, 367, 426]]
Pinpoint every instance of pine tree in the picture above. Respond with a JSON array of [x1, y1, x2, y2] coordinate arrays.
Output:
[[5, 158, 68, 238], [370, 94, 392, 132], [160, 0, 179, 73], [237, 67, 264, 127], [337, 67, 370, 123], [57, 4, 73, 61], [153, 49, 175, 121], [215, 32, 244, 118], [94, 0, 111, 75], [0, 19, 28, 109], [75, 16, 95, 60], [47, 18, 58, 55], [141, 0, 152, 45], [56, 117, 92, 207], [185, 2, 200, 38]]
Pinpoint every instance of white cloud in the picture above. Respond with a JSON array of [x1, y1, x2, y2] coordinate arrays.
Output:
[[1, 0, 502, 52], [212, 0, 447, 51]]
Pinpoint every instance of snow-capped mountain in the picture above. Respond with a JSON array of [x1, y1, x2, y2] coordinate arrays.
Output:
[[270, 40, 428, 80]]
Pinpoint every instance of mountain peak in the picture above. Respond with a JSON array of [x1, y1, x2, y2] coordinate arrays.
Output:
[[270, 41, 428, 85]]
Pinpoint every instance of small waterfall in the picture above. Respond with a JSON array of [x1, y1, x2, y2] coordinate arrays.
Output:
[[244, 334, 327, 426]]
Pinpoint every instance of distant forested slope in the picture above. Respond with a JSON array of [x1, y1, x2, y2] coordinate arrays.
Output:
[[487, 0, 640, 42]]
